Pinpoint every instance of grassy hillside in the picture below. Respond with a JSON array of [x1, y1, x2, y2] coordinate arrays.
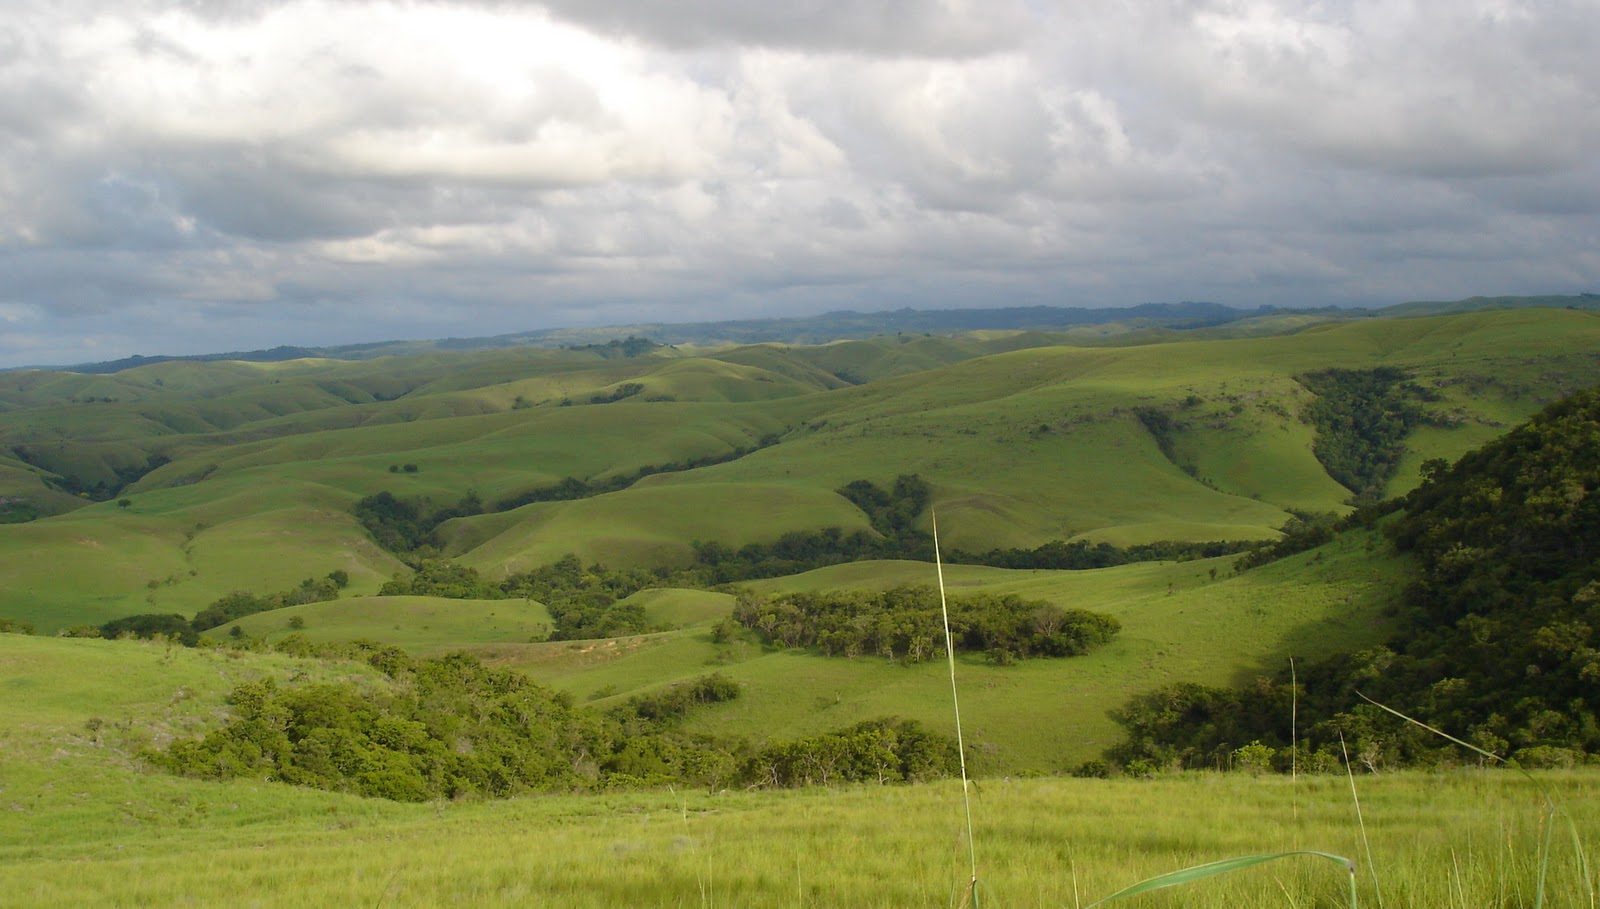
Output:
[[469, 528, 1407, 774], [485, 307, 1599, 557], [2, 307, 1598, 635], [227, 595, 555, 651], [2, 632, 1594, 908], [4, 299, 1598, 907]]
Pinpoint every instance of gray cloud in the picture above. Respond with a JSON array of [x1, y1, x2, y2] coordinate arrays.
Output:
[[0, 0, 1596, 368], [510, 0, 1031, 56]]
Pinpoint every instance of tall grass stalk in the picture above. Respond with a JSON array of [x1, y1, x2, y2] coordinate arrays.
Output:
[[1341, 730, 1386, 908], [932, 510, 980, 905], [1291, 657, 1300, 831]]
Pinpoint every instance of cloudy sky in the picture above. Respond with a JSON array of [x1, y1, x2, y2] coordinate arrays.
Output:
[[2, 0, 1596, 367]]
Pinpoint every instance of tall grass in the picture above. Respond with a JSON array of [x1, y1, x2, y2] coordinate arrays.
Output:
[[2, 773, 1593, 908], [2, 637, 1597, 907]]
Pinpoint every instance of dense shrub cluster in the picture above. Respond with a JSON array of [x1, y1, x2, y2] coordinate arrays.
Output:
[[730, 585, 1119, 664], [160, 649, 611, 800], [745, 718, 958, 786], [353, 490, 482, 554], [501, 555, 658, 640], [155, 644, 957, 800], [378, 559, 502, 600]]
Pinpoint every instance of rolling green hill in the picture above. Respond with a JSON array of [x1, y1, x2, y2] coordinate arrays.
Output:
[[1, 303, 1598, 776], [2, 307, 1597, 634], [1, 297, 1597, 907]]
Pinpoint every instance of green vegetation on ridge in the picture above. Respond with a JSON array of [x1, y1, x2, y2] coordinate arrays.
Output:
[[1113, 384, 1600, 772]]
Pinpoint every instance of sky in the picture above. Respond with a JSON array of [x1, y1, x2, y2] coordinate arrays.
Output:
[[1, 0, 1597, 367]]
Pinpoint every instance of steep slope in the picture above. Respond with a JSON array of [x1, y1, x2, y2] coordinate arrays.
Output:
[[1113, 382, 1600, 770]]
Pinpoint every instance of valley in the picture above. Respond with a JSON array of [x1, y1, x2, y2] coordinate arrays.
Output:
[[2, 298, 1598, 906]]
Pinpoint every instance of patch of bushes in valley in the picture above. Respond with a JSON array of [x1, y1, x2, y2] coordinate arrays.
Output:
[[1297, 367, 1438, 503], [155, 644, 957, 800], [6, 449, 171, 504], [726, 585, 1120, 665]]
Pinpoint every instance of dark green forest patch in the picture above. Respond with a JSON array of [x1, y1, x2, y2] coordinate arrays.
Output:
[[1297, 367, 1438, 502]]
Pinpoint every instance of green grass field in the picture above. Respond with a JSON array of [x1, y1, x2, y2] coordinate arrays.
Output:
[[1, 633, 1594, 909], [226, 595, 556, 651]]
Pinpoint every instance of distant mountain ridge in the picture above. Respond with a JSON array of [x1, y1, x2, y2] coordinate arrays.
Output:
[[48, 301, 1246, 374], [33, 293, 1600, 374]]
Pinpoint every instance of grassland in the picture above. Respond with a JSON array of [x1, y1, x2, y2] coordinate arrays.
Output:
[[1, 305, 1596, 772], [4, 302, 1600, 905], [228, 595, 555, 651], [2, 633, 1595, 909], [4, 307, 1598, 634], [471, 529, 1407, 774]]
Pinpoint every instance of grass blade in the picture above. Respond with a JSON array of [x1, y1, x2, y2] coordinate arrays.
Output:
[[1082, 850, 1357, 908]]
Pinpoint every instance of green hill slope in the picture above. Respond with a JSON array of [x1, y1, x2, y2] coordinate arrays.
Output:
[[469, 529, 1407, 773], [1, 307, 1597, 637]]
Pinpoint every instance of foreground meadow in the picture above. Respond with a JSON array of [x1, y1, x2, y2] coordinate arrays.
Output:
[[1, 637, 1594, 908], [3, 766, 1594, 908]]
